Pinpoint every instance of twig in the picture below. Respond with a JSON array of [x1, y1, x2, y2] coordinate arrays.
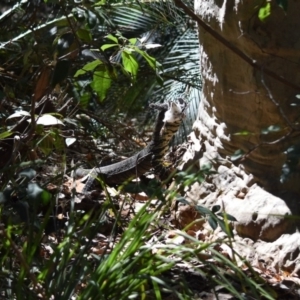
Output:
[[261, 72, 298, 130]]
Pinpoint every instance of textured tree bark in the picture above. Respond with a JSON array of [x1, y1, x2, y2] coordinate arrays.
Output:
[[194, 0, 300, 191]]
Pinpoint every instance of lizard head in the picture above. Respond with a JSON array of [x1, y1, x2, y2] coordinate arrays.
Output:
[[163, 99, 187, 123]]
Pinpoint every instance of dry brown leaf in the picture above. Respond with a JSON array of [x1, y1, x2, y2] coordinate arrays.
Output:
[[175, 205, 204, 230], [33, 66, 52, 102]]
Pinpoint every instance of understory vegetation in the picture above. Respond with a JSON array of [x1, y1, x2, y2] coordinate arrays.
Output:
[[0, 0, 281, 299]]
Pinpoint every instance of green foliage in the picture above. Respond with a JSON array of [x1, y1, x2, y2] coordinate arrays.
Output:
[[0, 176, 275, 299], [175, 169, 236, 237], [176, 164, 214, 187], [0, 1, 276, 299], [197, 204, 236, 237], [258, 2, 271, 21], [258, 0, 288, 21], [233, 130, 254, 136]]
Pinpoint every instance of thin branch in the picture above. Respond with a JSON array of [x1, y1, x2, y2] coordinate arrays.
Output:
[[239, 129, 298, 162], [261, 72, 298, 130]]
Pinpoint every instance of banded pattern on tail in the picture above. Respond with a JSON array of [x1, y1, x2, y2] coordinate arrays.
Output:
[[82, 99, 186, 192]]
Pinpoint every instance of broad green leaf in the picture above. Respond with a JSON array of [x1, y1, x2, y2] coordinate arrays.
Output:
[[123, 47, 134, 54], [208, 216, 218, 230], [212, 205, 221, 213], [156, 72, 164, 86], [134, 48, 157, 70], [176, 197, 190, 205], [79, 92, 91, 108], [41, 189, 52, 205], [258, 3, 271, 21], [76, 28, 92, 42], [90, 65, 112, 102], [129, 38, 137, 45], [217, 219, 234, 237], [222, 213, 237, 222], [105, 34, 118, 43], [74, 60, 102, 77], [121, 51, 139, 81], [0, 130, 13, 140], [27, 183, 51, 205], [101, 43, 118, 51], [195, 205, 212, 216]]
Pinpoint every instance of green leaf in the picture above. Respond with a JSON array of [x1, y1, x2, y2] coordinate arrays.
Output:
[[258, 2, 271, 21], [41, 189, 52, 205], [101, 44, 118, 51], [134, 48, 157, 70], [212, 205, 221, 213], [129, 38, 137, 45], [27, 183, 51, 205], [94, 0, 106, 5], [105, 34, 118, 43], [90, 65, 112, 102], [76, 28, 92, 42], [195, 205, 212, 216], [233, 130, 253, 136], [208, 216, 218, 230], [79, 92, 91, 108], [176, 197, 190, 205], [217, 219, 234, 237], [0, 130, 13, 140], [121, 51, 139, 81], [223, 213, 237, 222], [74, 60, 103, 77]]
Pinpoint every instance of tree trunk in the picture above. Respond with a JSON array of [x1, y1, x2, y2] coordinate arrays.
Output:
[[194, 0, 300, 193]]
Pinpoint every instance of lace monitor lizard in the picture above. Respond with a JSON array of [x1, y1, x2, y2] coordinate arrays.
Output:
[[80, 99, 187, 193]]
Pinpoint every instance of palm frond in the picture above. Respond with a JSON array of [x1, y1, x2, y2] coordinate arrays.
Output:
[[85, 2, 201, 142]]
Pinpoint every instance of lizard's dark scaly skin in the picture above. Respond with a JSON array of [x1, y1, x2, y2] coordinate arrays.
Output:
[[82, 100, 186, 192]]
